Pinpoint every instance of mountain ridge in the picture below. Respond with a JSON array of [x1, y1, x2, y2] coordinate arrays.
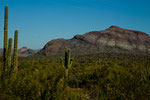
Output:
[[37, 26, 150, 56]]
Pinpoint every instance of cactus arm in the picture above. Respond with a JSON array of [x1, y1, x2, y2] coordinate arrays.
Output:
[[65, 49, 68, 69], [69, 60, 73, 69], [67, 49, 71, 69], [60, 57, 65, 69], [7, 38, 13, 74], [13, 30, 18, 71]]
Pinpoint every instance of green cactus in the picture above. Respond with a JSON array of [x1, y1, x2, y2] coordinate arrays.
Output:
[[61, 49, 73, 100], [61, 49, 73, 79], [3, 5, 8, 75], [1, 5, 19, 81], [7, 38, 13, 74], [13, 30, 18, 72]]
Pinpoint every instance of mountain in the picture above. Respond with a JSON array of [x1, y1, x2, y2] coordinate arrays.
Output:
[[37, 26, 150, 56], [18, 47, 40, 57], [0, 47, 40, 57]]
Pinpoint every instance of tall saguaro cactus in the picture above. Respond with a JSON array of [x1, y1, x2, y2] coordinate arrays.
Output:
[[1, 5, 19, 81], [3, 5, 8, 74], [7, 38, 13, 74], [13, 30, 18, 72]]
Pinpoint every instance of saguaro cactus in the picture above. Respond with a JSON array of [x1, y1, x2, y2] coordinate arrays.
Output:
[[7, 38, 13, 74], [3, 5, 8, 74], [61, 49, 73, 100], [13, 30, 18, 71], [61, 49, 73, 79], [1, 5, 19, 80]]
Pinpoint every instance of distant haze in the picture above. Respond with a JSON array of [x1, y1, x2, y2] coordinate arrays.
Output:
[[0, 0, 150, 49]]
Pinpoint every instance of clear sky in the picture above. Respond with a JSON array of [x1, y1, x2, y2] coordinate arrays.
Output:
[[0, 0, 150, 49]]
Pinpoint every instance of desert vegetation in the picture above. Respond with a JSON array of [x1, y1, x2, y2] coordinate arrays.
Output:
[[0, 5, 150, 100], [0, 53, 150, 100]]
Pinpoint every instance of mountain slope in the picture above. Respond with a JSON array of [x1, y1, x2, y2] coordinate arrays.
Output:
[[37, 26, 150, 56]]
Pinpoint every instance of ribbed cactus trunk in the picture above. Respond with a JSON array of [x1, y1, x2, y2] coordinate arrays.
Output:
[[61, 49, 73, 100], [65, 49, 71, 79], [7, 38, 13, 74], [61, 49, 73, 80], [3, 5, 8, 75], [13, 30, 18, 72]]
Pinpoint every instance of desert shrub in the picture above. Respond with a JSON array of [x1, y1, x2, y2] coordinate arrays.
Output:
[[0, 53, 150, 100]]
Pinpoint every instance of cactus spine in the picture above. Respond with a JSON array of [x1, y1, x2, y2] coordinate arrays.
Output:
[[7, 38, 13, 74], [3, 5, 8, 74], [13, 30, 18, 72]]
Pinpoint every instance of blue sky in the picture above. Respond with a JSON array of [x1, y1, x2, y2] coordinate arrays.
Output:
[[0, 0, 150, 49]]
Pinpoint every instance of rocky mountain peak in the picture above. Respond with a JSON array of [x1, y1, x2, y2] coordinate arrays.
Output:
[[107, 25, 123, 30], [19, 47, 28, 52], [37, 26, 150, 56]]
